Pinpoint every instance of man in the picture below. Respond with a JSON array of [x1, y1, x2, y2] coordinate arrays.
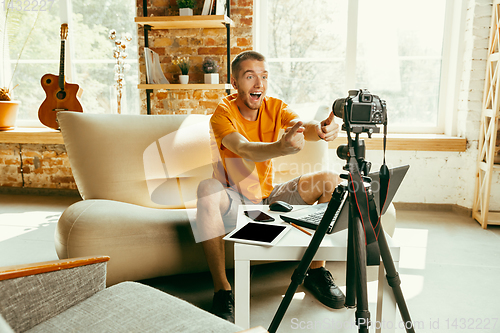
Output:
[[196, 51, 344, 322]]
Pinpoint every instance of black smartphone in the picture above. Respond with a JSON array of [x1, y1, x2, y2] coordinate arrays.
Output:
[[244, 210, 275, 222]]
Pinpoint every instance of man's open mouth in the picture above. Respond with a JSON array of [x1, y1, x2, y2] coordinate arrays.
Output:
[[250, 92, 262, 101]]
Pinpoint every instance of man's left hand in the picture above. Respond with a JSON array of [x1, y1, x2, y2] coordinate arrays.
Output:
[[317, 111, 339, 141]]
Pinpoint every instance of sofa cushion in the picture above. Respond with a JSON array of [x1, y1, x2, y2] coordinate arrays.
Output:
[[27, 282, 242, 333]]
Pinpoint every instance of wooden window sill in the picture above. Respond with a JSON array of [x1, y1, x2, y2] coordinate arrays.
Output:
[[329, 133, 467, 152], [0, 128, 467, 152], [0, 128, 63, 145]]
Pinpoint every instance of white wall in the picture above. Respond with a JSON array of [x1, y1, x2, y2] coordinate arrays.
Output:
[[328, 0, 499, 210]]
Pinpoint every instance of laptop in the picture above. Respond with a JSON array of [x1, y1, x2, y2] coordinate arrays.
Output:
[[280, 165, 410, 234]]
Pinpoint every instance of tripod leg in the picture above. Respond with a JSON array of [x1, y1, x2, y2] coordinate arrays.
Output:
[[268, 194, 342, 333], [352, 212, 370, 333], [378, 227, 416, 333], [345, 205, 356, 307]]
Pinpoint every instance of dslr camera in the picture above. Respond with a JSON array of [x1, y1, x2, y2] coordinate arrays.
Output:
[[332, 89, 387, 134]]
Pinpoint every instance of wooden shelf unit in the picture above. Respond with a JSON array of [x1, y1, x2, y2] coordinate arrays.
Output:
[[472, 0, 500, 228], [136, 2, 233, 115], [135, 15, 234, 29]]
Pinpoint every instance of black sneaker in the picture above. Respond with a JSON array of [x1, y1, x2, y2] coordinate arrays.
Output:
[[210, 289, 235, 323], [304, 267, 345, 309]]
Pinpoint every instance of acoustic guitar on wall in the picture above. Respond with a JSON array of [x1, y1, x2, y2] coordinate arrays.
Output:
[[38, 23, 83, 130]]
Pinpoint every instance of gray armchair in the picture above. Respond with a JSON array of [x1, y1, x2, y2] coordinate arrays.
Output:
[[0, 257, 266, 333]]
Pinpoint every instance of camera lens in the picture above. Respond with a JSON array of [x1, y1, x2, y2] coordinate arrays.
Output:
[[332, 98, 346, 119]]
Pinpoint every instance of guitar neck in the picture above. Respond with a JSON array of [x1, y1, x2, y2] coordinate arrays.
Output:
[[59, 40, 65, 91]]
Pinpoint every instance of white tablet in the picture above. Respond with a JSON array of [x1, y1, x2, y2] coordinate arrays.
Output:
[[223, 221, 291, 246]]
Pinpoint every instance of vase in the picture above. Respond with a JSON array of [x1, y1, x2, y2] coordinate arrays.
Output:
[[179, 8, 193, 16], [109, 86, 128, 114], [204, 73, 219, 84], [179, 75, 189, 84], [0, 100, 20, 130]]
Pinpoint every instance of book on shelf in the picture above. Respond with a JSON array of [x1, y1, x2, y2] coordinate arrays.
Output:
[[215, 0, 227, 15], [202, 0, 213, 15], [144, 47, 169, 85]]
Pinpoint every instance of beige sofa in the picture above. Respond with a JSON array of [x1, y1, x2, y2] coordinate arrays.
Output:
[[55, 111, 396, 286]]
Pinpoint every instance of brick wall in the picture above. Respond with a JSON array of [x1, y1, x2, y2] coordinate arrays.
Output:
[[0, 144, 22, 187], [0, 143, 76, 190], [136, 0, 253, 115]]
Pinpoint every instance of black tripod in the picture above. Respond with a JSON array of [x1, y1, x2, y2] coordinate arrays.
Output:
[[268, 133, 415, 333]]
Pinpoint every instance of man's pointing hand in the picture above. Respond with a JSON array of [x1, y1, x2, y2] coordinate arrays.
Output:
[[280, 121, 305, 155]]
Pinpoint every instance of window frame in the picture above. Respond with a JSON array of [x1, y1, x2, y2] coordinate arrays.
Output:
[[2, 0, 138, 128], [254, 0, 466, 135]]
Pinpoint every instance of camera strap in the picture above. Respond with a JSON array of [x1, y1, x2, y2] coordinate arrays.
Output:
[[377, 122, 391, 238], [345, 123, 381, 266], [349, 165, 380, 266]]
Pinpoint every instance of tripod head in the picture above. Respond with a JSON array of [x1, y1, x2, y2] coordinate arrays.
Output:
[[336, 133, 372, 178]]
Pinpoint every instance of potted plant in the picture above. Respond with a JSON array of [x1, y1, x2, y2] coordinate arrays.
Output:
[[173, 57, 190, 84], [203, 57, 219, 84], [177, 0, 195, 16], [0, 88, 20, 130]]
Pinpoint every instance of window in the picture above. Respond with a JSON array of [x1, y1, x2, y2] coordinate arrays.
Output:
[[255, 0, 464, 134], [1, 0, 138, 127]]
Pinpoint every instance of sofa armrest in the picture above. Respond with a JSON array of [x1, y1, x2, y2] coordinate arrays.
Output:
[[0, 256, 109, 281], [0, 256, 109, 332]]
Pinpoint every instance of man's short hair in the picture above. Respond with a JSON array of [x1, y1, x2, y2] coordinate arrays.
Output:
[[231, 51, 266, 79]]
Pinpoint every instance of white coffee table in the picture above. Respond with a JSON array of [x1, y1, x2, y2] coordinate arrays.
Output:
[[233, 205, 400, 332]]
